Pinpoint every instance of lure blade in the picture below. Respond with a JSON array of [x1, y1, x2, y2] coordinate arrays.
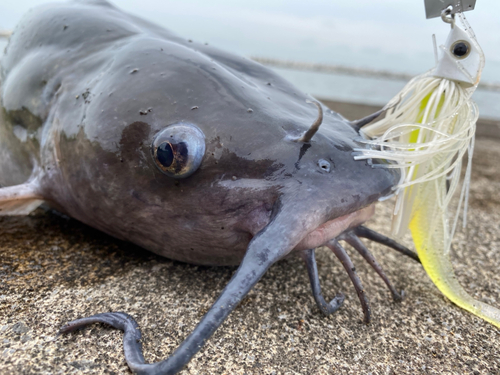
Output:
[[424, 0, 476, 19]]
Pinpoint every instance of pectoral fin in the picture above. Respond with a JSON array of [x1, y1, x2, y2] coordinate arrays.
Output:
[[0, 181, 44, 216]]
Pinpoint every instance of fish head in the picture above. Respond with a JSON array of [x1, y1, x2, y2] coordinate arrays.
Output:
[[48, 33, 398, 264], [0, 1, 399, 264]]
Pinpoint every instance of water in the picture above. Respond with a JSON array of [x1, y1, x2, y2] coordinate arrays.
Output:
[[274, 68, 500, 120]]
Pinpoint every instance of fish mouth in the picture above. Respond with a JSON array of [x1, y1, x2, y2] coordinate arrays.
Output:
[[294, 204, 376, 251]]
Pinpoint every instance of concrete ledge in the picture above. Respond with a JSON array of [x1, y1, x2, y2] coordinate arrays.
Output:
[[321, 99, 500, 140]]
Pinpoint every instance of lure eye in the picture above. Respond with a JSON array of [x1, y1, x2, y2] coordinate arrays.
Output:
[[318, 159, 331, 173], [151, 123, 205, 178], [451, 40, 471, 59]]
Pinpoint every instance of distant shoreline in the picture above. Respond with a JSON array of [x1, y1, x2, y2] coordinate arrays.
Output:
[[320, 98, 500, 140]]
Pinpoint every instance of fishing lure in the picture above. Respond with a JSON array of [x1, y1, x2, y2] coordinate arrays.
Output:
[[354, 8, 500, 327]]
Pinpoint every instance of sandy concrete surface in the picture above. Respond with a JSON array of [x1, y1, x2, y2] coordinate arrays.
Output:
[[0, 132, 499, 373]]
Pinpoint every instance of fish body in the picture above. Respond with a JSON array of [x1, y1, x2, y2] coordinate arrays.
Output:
[[0, 1, 396, 265]]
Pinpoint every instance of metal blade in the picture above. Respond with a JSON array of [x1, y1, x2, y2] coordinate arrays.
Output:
[[424, 0, 476, 19]]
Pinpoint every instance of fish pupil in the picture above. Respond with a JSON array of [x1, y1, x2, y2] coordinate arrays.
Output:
[[453, 42, 468, 57], [157, 142, 174, 167]]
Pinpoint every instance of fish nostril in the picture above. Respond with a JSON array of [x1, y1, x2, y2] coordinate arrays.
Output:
[[318, 159, 331, 173]]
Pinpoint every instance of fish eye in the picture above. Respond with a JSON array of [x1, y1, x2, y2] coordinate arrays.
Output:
[[451, 40, 471, 59], [151, 123, 205, 178]]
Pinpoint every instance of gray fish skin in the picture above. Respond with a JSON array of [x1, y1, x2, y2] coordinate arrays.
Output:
[[0, 0, 397, 266]]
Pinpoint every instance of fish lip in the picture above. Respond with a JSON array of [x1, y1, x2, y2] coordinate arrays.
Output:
[[293, 204, 376, 251]]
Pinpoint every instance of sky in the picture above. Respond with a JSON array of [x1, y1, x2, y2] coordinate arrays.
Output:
[[0, 0, 499, 117]]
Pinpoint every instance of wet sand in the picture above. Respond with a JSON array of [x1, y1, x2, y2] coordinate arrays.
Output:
[[0, 103, 499, 374]]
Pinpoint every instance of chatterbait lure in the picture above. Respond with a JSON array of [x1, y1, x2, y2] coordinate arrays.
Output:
[[355, 10, 500, 327]]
